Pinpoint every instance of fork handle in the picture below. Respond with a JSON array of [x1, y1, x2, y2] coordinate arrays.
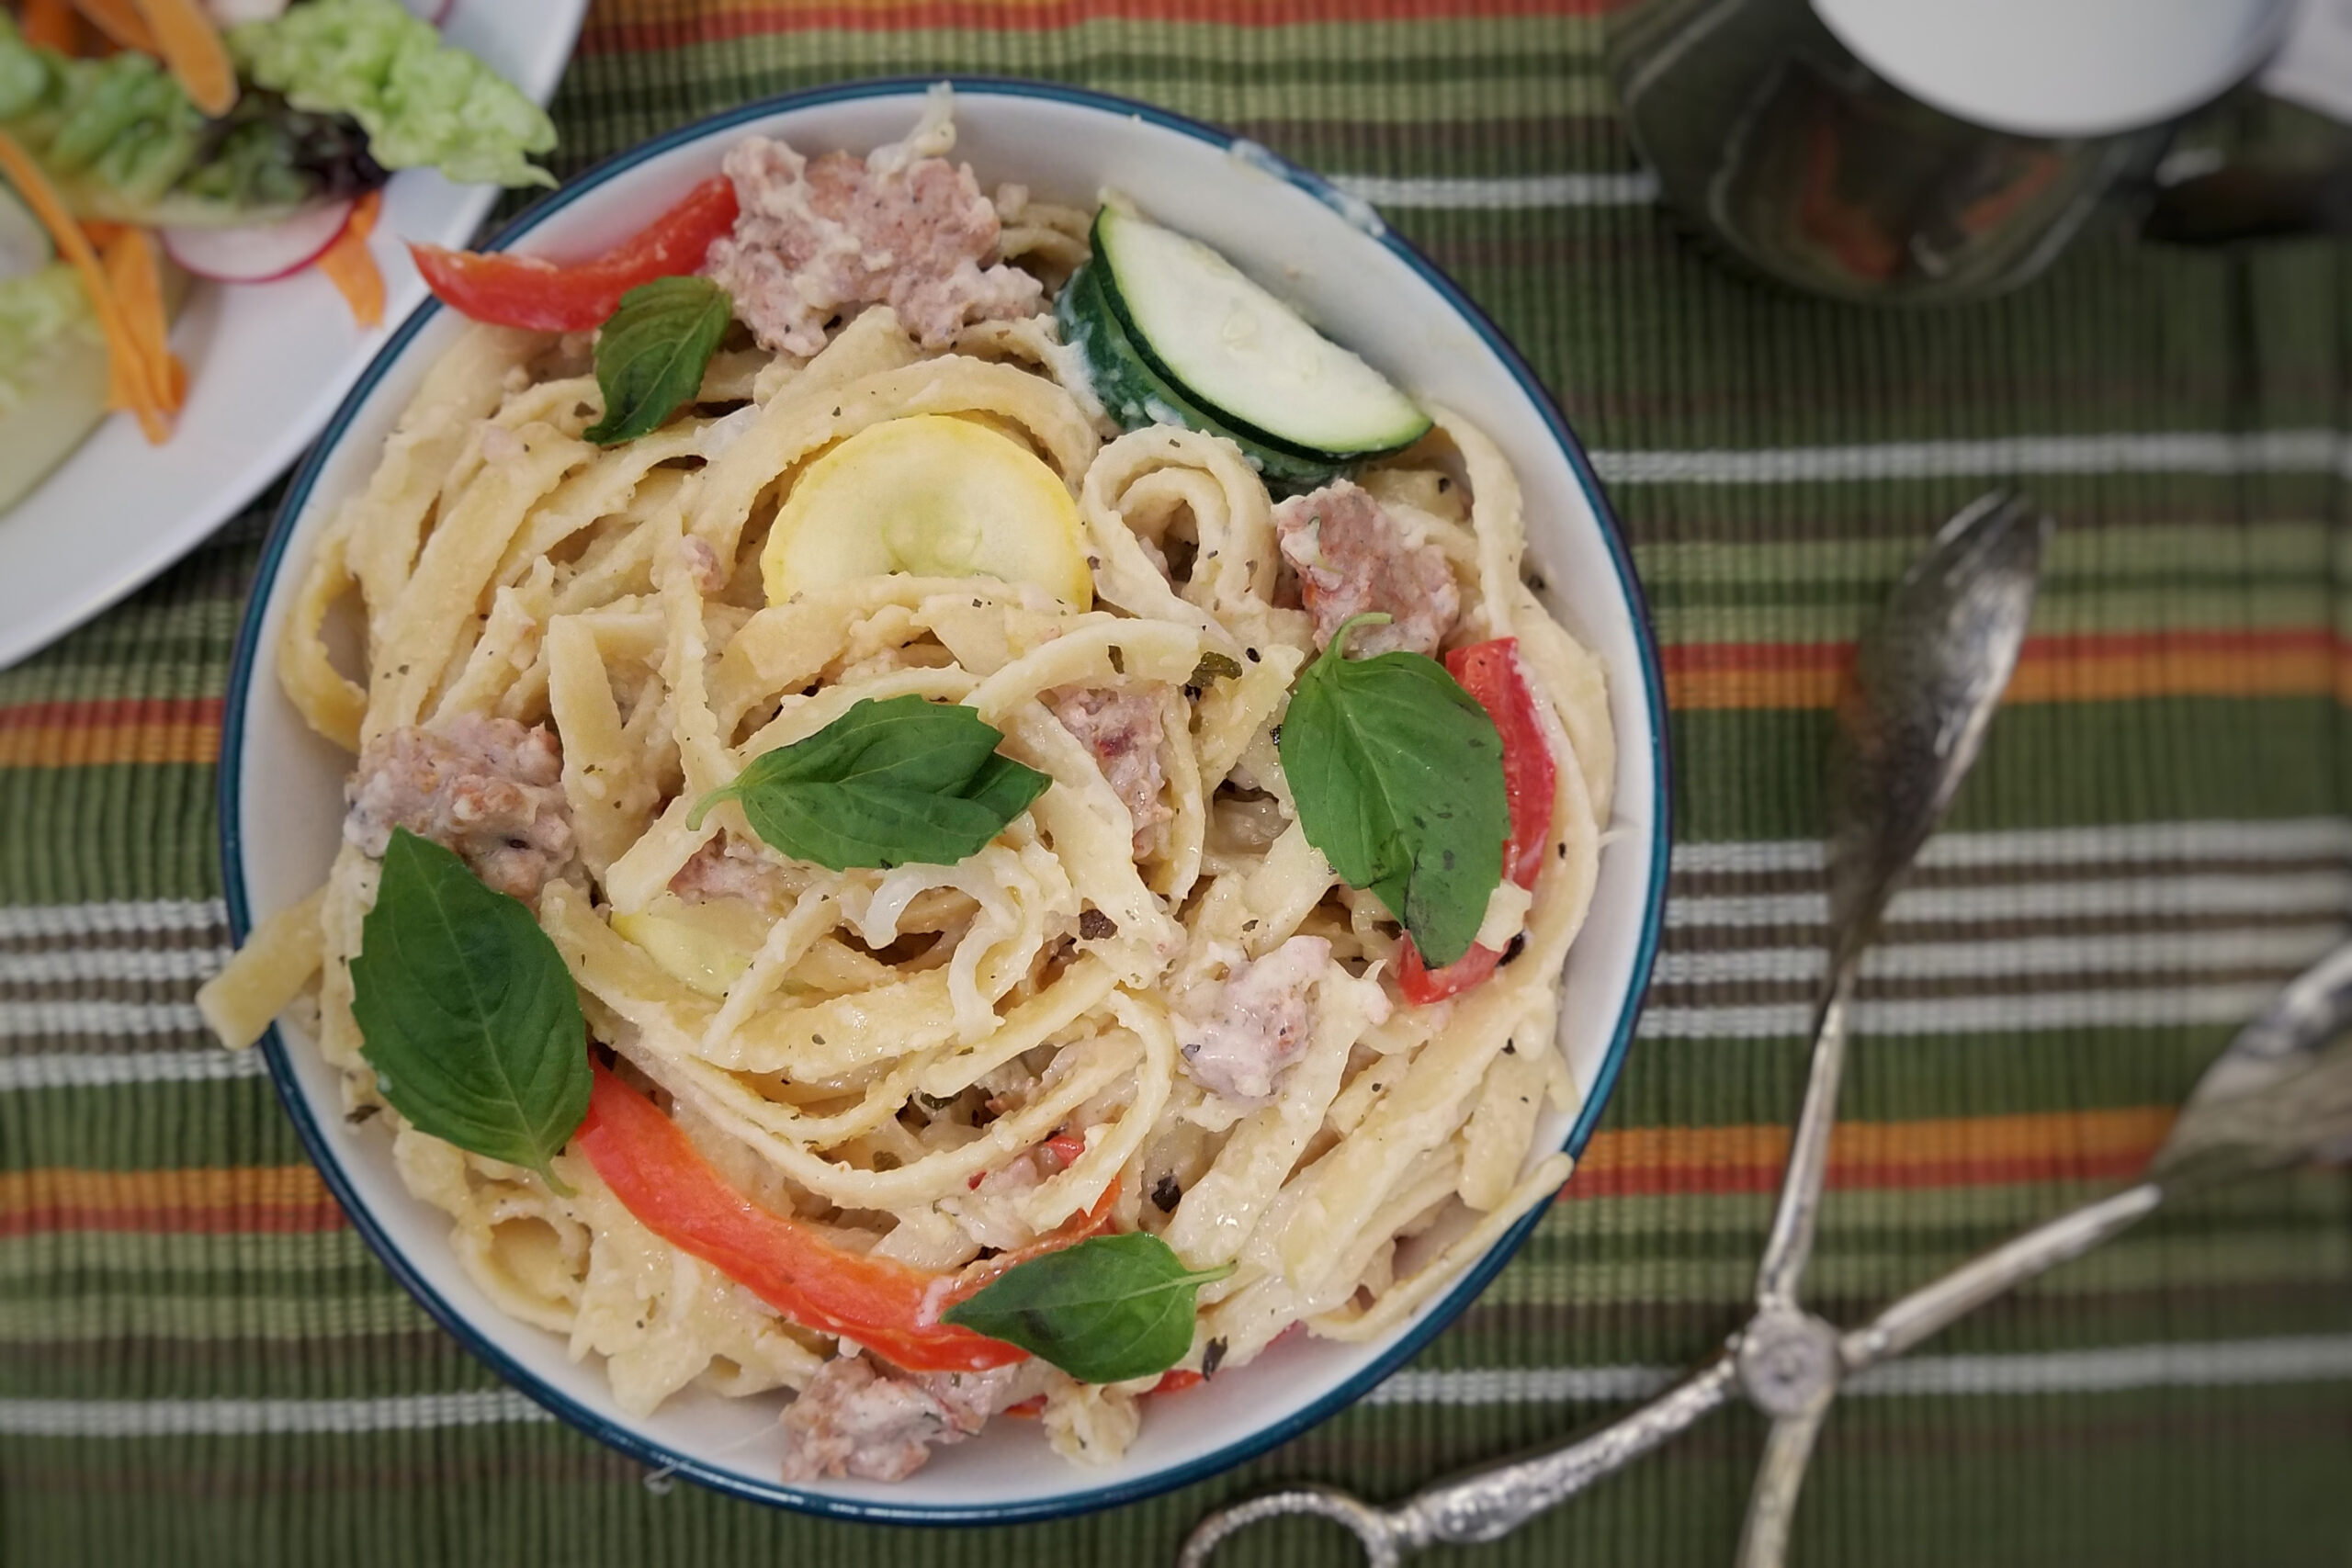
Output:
[[1840, 1182, 2164, 1372], [1394, 1357, 1742, 1549], [1735, 1405, 1830, 1568], [1753, 972, 1858, 1311]]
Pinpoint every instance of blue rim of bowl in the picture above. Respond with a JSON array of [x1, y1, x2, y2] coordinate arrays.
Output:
[[220, 76, 1672, 1528]]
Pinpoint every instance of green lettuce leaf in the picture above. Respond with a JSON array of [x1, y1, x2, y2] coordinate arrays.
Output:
[[0, 17, 206, 219], [0, 260, 108, 512], [230, 0, 556, 189], [0, 16, 375, 227], [0, 262, 98, 416]]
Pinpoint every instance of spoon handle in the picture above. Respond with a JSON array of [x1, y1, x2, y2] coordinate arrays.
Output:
[[1752, 974, 1857, 1311], [1839, 1181, 2164, 1372], [1735, 1405, 1830, 1568]]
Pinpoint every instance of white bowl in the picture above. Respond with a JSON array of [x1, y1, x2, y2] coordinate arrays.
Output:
[[220, 79, 1670, 1525]]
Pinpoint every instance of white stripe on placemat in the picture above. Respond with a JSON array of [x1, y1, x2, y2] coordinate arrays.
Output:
[[1369, 1365, 1681, 1405], [1368, 1336, 2352, 1406], [0, 1049, 262, 1091], [0, 900, 226, 940], [8, 1337, 2346, 1435], [1656, 925, 2345, 987], [1637, 983, 2285, 1041], [0, 1002, 210, 1040], [1669, 872, 2352, 931], [0, 1390, 550, 1438], [1330, 170, 1661, 209], [0, 947, 227, 986], [1848, 1336, 2352, 1396], [1590, 430, 2352, 486], [1672, 818, 2352, 878]]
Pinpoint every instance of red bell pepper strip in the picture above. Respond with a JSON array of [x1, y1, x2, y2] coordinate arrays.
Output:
[[967, 1128, 1092, 1190], [410, 175, 741, 333], [1396, 939, 1500, 1004], [1012, 1368, 1204, 1413], [945, 1179, 1117, 1300], [573, 1062, 1109, 1373], [1396, 638, 1557, 1006]]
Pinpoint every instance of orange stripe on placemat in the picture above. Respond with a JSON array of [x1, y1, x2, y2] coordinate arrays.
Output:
[[581, 0, 1611, 50], [0, 696, 221, 768], [1567, 1108, 2175, 1199], [1, 1112, 2173, 1235], [1666, 631, 2346, 711], [0, 1167, 345, 1235]]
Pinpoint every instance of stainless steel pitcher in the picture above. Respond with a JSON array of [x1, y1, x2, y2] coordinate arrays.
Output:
[[1608, 0, 2349, 304]]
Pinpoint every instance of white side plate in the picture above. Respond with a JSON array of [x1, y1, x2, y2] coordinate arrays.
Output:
[[0, 0, 586, 669]]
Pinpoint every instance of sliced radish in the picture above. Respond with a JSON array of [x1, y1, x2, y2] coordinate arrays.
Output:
[[161, 200, 356, 285]]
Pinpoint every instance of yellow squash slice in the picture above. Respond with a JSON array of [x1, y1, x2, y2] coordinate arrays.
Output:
[[610, 897, 773, 1001], [761, 414, 1091, 606]]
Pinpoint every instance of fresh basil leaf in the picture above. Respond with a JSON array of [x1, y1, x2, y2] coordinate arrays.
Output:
[[348, 829, 591, 1191], [689, 694, 1051, 872], [940, 1233, 1232, 1385], [584, 275, 730, 446], [964, 750, 1054, 823], [1278, 615, 1507, 966]]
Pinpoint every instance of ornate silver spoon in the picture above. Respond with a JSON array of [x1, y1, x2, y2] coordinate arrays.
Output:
[[1179, 491, 2050, 1568]]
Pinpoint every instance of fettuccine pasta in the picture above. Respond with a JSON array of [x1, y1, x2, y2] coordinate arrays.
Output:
[[203, 97, 1612, 1483]]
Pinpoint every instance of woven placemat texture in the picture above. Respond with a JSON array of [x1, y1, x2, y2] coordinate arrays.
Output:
[[5, 4, 2350, 1563]]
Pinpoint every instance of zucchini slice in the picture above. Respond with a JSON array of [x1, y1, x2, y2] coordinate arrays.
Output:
[[1085, 206, 1430, 463], [1057, 262, 1340, 491]]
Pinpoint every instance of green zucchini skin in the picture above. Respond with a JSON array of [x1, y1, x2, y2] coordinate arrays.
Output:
[[1057, 209, 1434, 494], [1057, 260, 1344, 492], [1091, 209, 1432, 459]]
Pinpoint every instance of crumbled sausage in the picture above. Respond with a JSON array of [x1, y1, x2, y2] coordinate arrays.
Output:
[[778, 1354, 1025, 1483], [680, 536, 730, 595], [1175, 935, 1329, 1103], [1047, 685, 1170, 859], [706, 133, 1042, 358], [344, 716, 573, 900], [669, 831, 791, 910], [1273, 480, 1460, 657]]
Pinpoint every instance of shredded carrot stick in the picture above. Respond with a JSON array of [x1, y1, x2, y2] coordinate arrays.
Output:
[[78, 219, 129, 246], [315, 188, 385, 329], [100, 226, 183, 434], [21, 0, 84, 53], [0, 129, 171, 443], [66, 0, 156, 54], [127, 0, 234, 117], [98, 233, 172, 440]]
